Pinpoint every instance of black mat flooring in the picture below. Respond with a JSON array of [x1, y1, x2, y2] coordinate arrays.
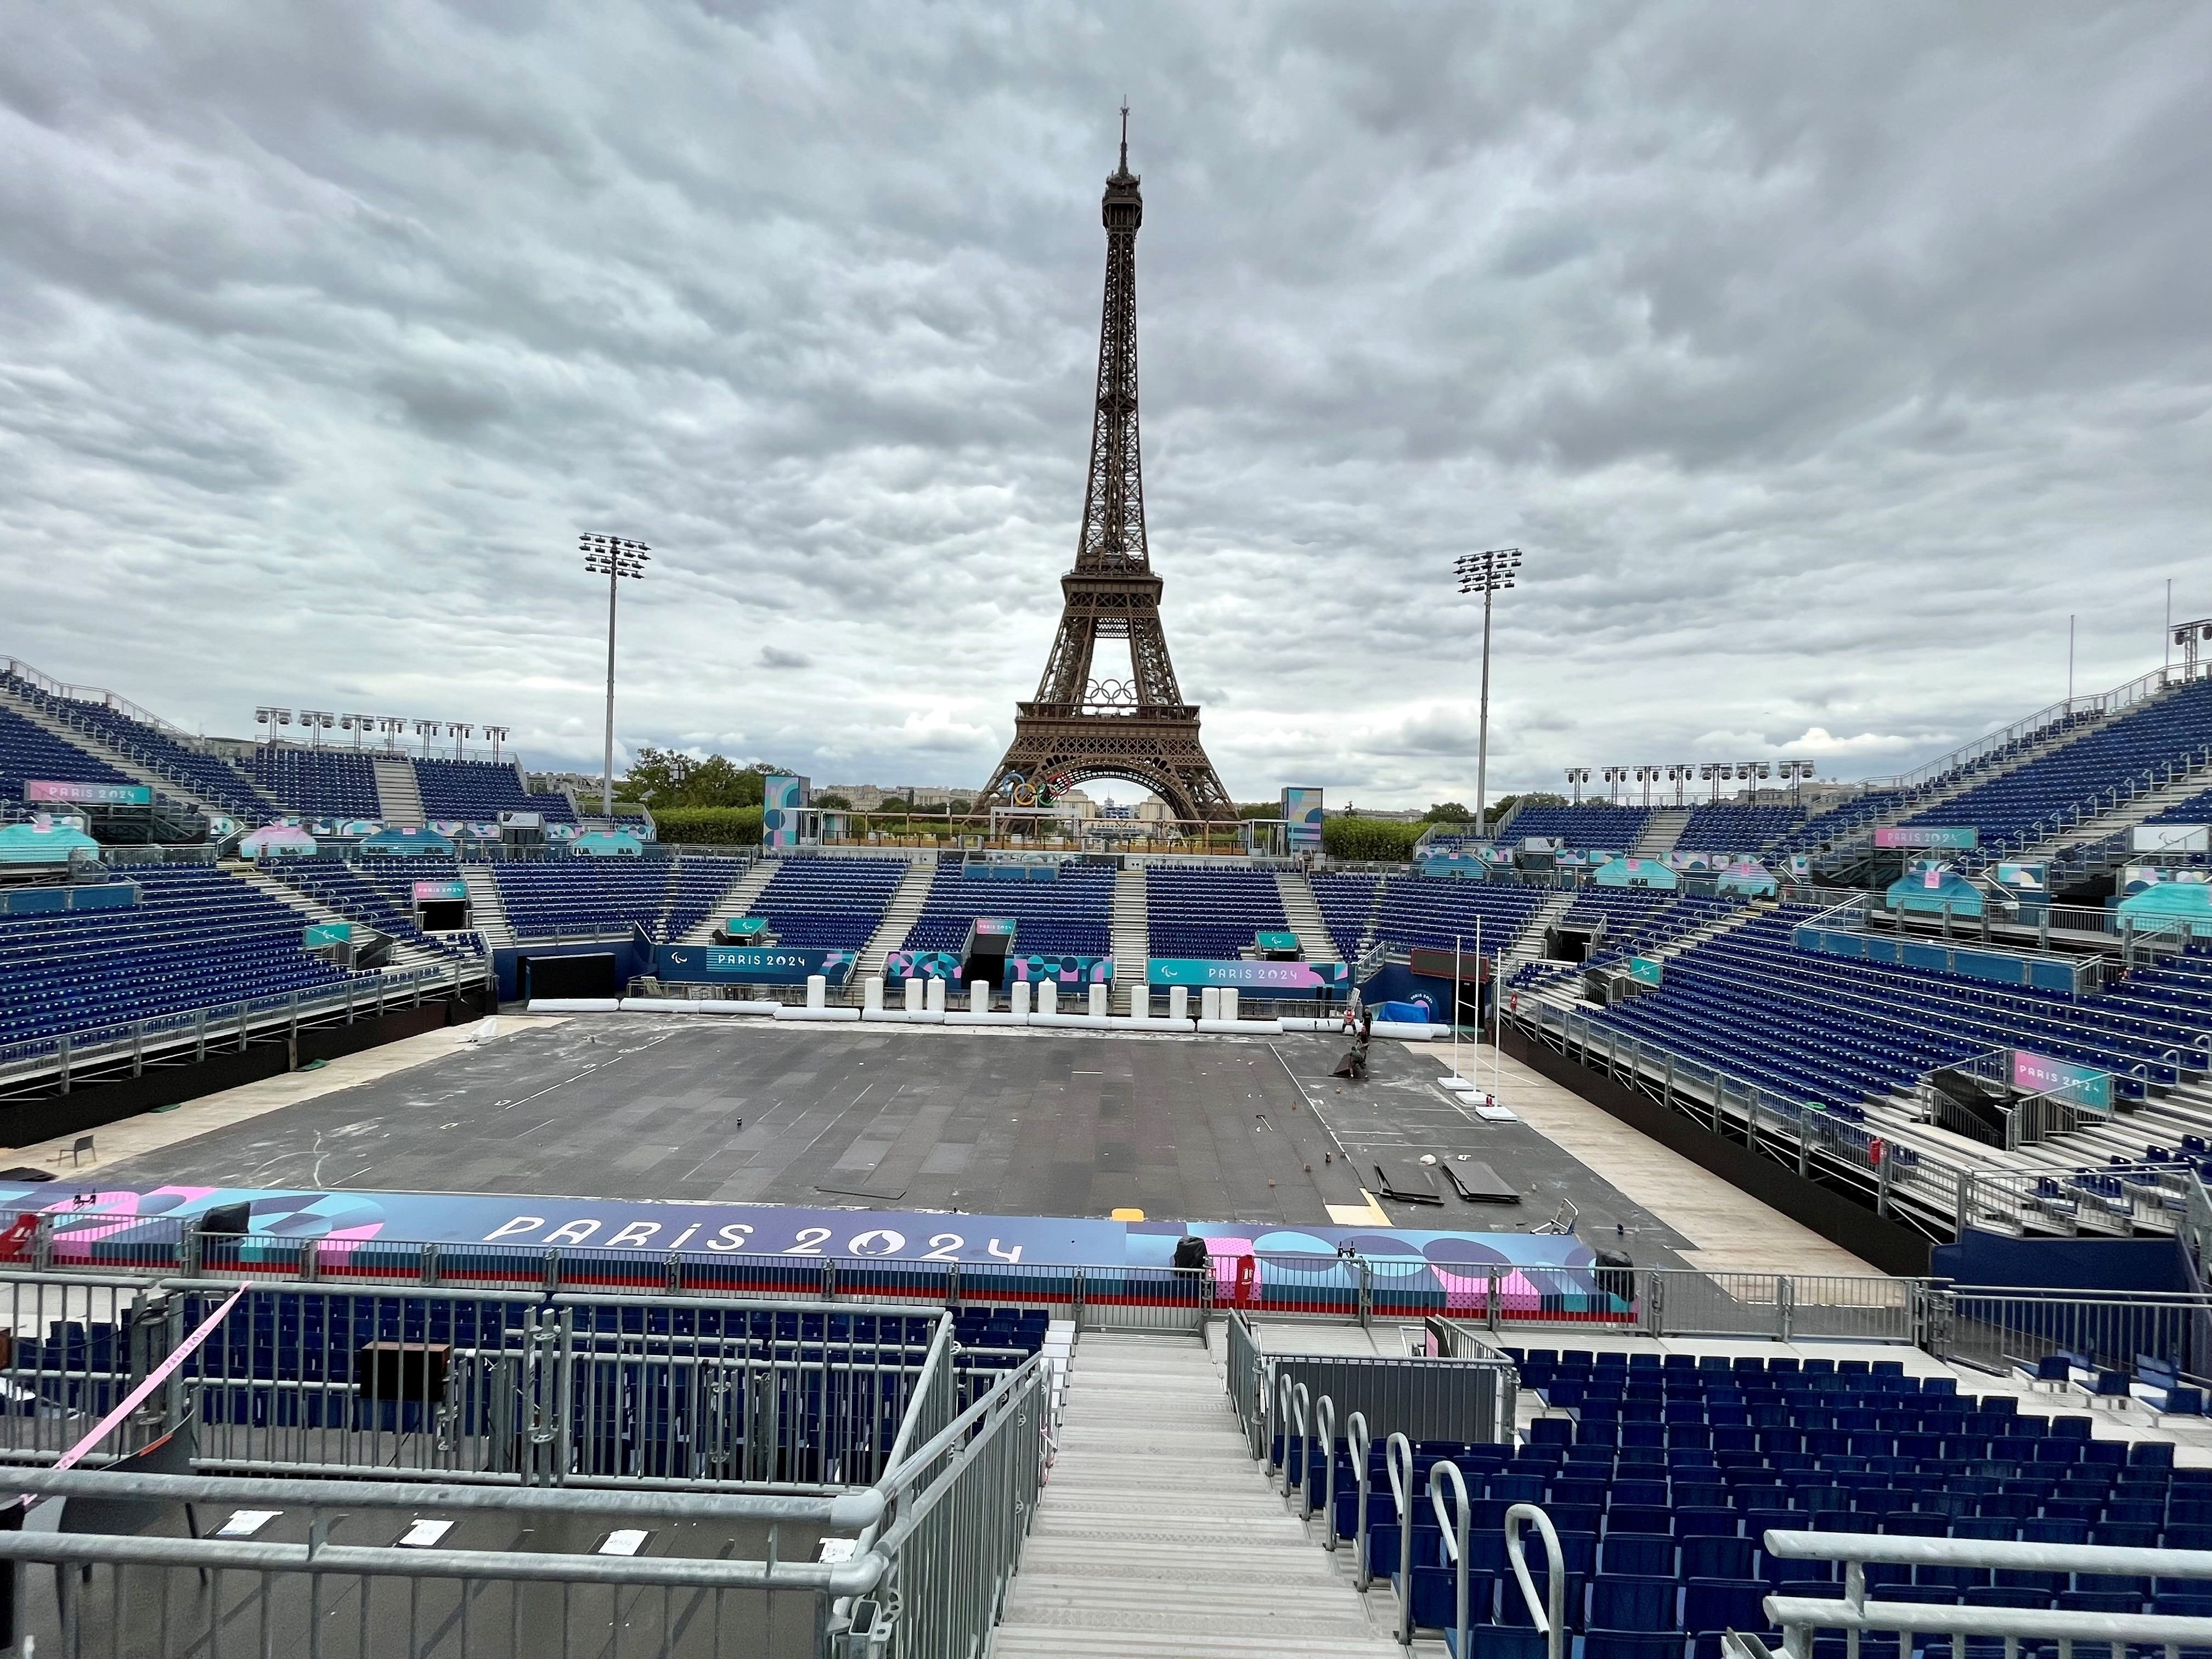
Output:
[[97, 1020, 1694, 1259]]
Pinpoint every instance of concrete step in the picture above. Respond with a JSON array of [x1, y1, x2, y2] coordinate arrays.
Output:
[[681, 858, 781, 945], [994, 1330, 1401, 1658]]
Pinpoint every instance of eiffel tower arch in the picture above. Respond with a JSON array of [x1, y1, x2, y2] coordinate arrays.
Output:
[[980, 117, 1234, 824]]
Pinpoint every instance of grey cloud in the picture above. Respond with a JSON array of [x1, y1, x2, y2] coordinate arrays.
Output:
[[0, 2, 2204, 805]]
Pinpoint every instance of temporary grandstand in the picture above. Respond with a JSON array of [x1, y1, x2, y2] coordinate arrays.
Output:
[[0, 642, 2208, 1656]]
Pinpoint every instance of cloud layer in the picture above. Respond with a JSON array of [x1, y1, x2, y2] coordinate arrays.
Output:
[[2, 3, 2207, 805]]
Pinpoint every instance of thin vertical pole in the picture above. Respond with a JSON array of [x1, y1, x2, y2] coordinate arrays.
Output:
[[1453, 934, 1461, 1074], [603, 561, 619, 821], [1475, 585, 1494, 831], [2067, 614, 2075, 709]]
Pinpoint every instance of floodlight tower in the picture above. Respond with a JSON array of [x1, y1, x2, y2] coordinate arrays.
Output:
[[253, 707, 289, 747], [1564, 766, 1590, 804], [581, 533, 651, 821], [484, 726, 509, 763], [413, 720, 441, 755], [300, 710, 334, 749], [450, 723, 474, 759], [1601, 765, 1627, 804], [1737, 761, 1771, 802], [1778, 759, 1815, 811], [1454, 546, 1522, 832], [1633, 764, 1657, 808]]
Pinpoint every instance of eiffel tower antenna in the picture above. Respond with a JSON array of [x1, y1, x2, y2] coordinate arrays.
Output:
[[980, 119, 1233, 823]]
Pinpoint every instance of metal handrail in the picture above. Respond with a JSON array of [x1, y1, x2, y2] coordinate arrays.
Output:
[[1385, 1431, 1416, 1641], [1505, 1501, 1567, 1659], [1313, 1393, 1337, 1539], [1347, 1409, 1373, 1584], [1429, 1459, 1476, 1657], [1757, 1530, 2212, 1658]]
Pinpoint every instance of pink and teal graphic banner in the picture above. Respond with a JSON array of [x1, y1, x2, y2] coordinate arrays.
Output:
[[1146, 958, 1351, 992], [0, 1184, 1606, 1316], [27, 780, 150, 806]]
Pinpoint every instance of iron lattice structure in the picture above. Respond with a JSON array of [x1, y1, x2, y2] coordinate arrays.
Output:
[[980, 124, 1234, 822]]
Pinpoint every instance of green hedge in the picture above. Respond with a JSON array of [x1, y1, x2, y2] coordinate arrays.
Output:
[[1321, 816, 1428, 862], [650, 805, 764, 847]]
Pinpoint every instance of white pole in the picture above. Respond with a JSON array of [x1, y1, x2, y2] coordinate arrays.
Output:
[[1453, 932, 1462, 1077]]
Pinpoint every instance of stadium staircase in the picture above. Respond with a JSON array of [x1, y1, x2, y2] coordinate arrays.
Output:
[[1273, 870, 1340, 962], [224, 864, 445, 970], [854, 855, 937, 978], [990, 1332, 1399, 1658], [371, 757, 425, 826], [1499, 890, 1577, 986], [1808, 698, 2136, 865], [458, 863, 516, 949], [0, 680, 224, 821], [678, 858, 780, 946], [1631, 806, 1691, 857], [1112, 864, 1149, 1009], [2011, 755, 2212, 863]]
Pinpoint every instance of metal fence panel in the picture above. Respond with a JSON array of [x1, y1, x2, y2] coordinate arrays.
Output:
[[1265, 1353, 1515, 1451]]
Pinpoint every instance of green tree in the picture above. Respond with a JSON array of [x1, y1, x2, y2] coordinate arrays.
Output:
[[623, 748, 780, 809], [813, 792, 854, 810], [1321, 816, 1429, 861], [1423, 800, 1472, 822], [648, 805, 765, 845]]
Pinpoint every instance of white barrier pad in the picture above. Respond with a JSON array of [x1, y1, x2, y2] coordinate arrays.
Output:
[[859, 1008, 915, 1024], [1372, 1020, 1447, 1040], [525, 998, 620, 1014], [1276, 1017, 1339, 1033], [943, 1011, 1029, 1028], [771, 1005, 862, 1022], [1029, 1012, 1117, 1030], [1195, 1017, 1285, 1036]]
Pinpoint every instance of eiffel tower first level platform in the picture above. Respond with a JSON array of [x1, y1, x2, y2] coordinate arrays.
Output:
[[980, 112, 1234, 824]]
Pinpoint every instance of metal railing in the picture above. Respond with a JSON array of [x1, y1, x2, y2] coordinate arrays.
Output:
[[0, 1279, 1052, 1656], [0, 1466, 884, 1659], [1939, 1284, 2212, 1379], [0, 956, 489, 1098], [1859, 660, 2185, 795], [1752, 1530, 2212, 1659]]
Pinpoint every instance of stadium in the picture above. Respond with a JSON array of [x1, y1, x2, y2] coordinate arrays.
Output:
[[4, 25, 2212, 1659]]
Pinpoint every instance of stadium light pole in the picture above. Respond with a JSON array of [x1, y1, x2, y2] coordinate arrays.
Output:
[[1564, 766, 1589, 804], [485, 725, 509, 763], [1601, 765, 1627, 804], [1454, 548, 1521, 833], [582, 534, 651, 821]]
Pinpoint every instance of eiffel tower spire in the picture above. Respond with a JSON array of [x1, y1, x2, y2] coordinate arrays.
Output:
[[980, 116, 1233, 822]]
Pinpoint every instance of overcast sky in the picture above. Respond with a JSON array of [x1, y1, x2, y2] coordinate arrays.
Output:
[[3, 4, 2208, 808]]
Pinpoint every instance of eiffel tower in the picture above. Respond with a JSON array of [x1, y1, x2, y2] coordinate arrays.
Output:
[[980, 114, 1234, 823]]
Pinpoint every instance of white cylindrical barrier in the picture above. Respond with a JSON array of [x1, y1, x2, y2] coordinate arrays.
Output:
[[1200, 986, 1220, 1021], [1128, 983, 1149, 1019], [1221, 988, 1239, 1022], [969, 980, 990, 1014], [926, 976, 946, 1012], [863, 976, 884, 1013], [1011, 980, 1032, 1017], [1090, 981, 1109, 1018], [904, 976, 926, 1013], [1037, 980, 1058, 1017], [1169, 984, 1188, 1022], [807, 974, 828, 1009]]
